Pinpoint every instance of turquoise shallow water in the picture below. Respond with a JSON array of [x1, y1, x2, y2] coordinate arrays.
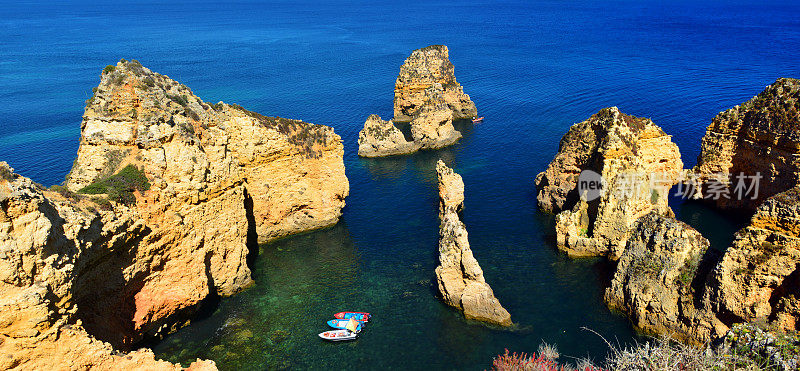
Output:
[[2, 0, 800, 370]]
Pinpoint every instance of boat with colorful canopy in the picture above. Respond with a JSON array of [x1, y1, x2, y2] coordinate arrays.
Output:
[[333, 312, 371, 322], [327, 319, 363, 332]]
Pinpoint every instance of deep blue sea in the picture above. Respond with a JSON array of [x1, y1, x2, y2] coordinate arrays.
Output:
[[3, 1, 800, 370]]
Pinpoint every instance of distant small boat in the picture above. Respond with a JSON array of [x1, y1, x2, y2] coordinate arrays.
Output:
[[334, 312, 371, 322], [472, 116, 484, 123], [318, 329, 358, 342], [328, 319, 363, 332]]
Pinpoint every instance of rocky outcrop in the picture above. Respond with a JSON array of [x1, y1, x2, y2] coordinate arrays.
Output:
[[435, 160, 511, 326], [357, 114, 420, 157], [66, 60, 348, 243], [0, 60, 349, 368], [410, 107, 462, 149], [394, 45, 477, 123], [0, 163, 215, 370], [709, 186, 800, 333], [604, 213, 723, 344], [535, 107, 683, 258], [694, 78, 800, 211]]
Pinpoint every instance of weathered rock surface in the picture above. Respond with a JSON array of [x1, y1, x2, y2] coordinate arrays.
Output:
[[694, 78, 800, 211], [0, 60, 349, 368], [0, 163, 215, 370], [435, 160, 511, 326], [394, 45, 477, 123], [357, 114, 420, 157], [604, 213, 723, 344], [709, 186, 800, 333], [535, 107, 683, 258], [410, 107, 462, 149]]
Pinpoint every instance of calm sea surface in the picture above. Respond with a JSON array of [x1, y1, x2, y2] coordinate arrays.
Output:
[[2, 1, 800, 369]]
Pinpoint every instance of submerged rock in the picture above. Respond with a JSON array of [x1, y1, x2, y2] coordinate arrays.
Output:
[[435, 160, 511, 326], [694, 78, 800, 211], [536, 107, 683, 258], [0, 59, 350, 369], [357, 114, 420, 157], [394, 45, 477, 123]]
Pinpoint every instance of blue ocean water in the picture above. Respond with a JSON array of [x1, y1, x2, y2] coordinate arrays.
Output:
[[2, 1, 800, 369]]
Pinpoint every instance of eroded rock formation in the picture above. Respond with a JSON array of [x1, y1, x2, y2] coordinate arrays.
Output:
[[394, 45, 477, 123], [694, 78, 800, 211], [604, 213, 722, 344], [0, 162, 215, 370], [435, 160, 511, 326], [0, 60, 349, 368], [535, 107, 683, 258], [709, 186, 800, 333], [357, 114, 420, 157]]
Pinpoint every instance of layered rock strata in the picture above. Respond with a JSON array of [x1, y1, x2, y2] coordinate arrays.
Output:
[[0, 162, 215, 370], [394, 45, 477, 123], [0, 60, 349, 368], [359, 45, 474, 157], [357, 114, 420, 157], [604, 213, 722, 344], [535, 107, 683, 258], [694, 78, 800, 211], [435, 160, 511, 326], [709, 186, 800, 333]]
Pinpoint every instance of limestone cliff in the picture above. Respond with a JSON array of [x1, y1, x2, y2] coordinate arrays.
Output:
[[0, 162, 215, 370], [435, 160, 511, 326], [709, 186, 800, 333], [535, 107, 683, 258], [357, 114, 420, 157], [604, 213, 723, 344], [394, 45, 477, 123], [694, 78, 800, 211], [0, 60, 349, 368]]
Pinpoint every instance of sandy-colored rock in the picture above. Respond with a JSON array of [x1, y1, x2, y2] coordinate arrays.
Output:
[[0, 60, 350, 368], [394, 45, 477, 122], [357, 114, 420, 157], [435, 160, 511, 326], [709, 186, 800, 333], [0, 165, 215, 370], [694, 78, 800, 211], [536, 107, 683, 258], [604, 213, 722, 344], [410, 107, 462, 149]]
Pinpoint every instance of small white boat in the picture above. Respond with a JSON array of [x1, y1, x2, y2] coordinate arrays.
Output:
[[318, 329, 358, 341]]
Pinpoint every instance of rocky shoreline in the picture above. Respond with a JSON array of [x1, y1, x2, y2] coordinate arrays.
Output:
[[537, 78, 800, 349], [0, 60, 349, 369]]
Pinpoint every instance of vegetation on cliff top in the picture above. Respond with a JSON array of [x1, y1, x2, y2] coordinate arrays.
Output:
[[492, 324, 800, 371], [77, 165, 150, 205], [229, 103, 330, 158]]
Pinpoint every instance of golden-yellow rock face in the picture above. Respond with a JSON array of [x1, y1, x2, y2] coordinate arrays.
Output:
[[709, 187, 800, 333], [0, 60, 349, 369], [694, 78, 800, 211], [394, 45, 477, 123], [435, 160, 511, 326], [536, 107, 683, 258]]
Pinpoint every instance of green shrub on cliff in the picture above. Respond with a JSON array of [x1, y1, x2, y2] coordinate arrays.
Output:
[[0, 165, 12, 181], [102, 65, 116, 74], [77, 165, 150, 205], [49, 184, 77, 200]]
